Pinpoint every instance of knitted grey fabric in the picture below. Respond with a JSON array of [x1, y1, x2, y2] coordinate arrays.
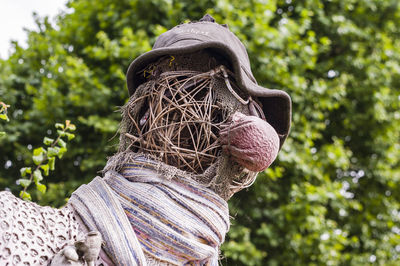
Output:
[[0, 191, 83, 265]]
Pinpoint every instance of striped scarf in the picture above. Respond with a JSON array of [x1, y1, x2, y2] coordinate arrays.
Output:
[[68, 157, 230, 265]]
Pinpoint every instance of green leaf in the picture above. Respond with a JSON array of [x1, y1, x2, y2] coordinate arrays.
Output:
[[20, 167, 32, 177], [32, 153, 44, 165], [48, 157, 56, 170], [0, 114, 8, 121], [0, 131, 5, 137], [58, 138, 66, 148], [33, 169, 43, 183], [43, 137, 54, 146], [40, 164, 50, 176], [36, 183, 47, 194], [47, 147, 60, 157], [66, 133, 75, 141], [33, 147, 45, 165], [33, 147, 45, 156], [17, 178, 31, 188], [58, 147, 67, 159], [55, 123, 64, 129], [19, 191, 31, 201], [68, 123, 76, 131], [57, 130, 66, 137]]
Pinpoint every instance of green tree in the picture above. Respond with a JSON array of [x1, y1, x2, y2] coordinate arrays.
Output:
[[0, 0, 399, 265]]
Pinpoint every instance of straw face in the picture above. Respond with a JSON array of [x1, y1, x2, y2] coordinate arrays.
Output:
[[124, 68, 231, 174], [115, 51, 265, 199]]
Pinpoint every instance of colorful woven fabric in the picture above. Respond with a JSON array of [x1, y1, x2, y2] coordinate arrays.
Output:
[[69, 156, 230, 265]]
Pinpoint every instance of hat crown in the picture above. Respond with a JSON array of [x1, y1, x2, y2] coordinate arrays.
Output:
[[199, 14, 215, 22], [152, 16, 252, 76]]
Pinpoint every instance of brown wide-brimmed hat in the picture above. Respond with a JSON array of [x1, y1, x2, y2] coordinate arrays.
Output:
[[126, 14, 292, 148]]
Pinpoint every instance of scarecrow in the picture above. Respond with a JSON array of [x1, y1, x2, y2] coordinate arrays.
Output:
[[0, 15, 291, 265]]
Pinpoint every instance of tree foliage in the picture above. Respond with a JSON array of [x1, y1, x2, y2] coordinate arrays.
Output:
[[0, 0, 399, 265], [0, 101, 10, 137]]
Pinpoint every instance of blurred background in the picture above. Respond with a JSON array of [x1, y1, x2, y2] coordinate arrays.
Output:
[[0, 0, 399, 265]]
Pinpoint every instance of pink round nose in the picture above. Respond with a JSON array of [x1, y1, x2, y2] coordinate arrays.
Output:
[[219, 112, 280, 172]]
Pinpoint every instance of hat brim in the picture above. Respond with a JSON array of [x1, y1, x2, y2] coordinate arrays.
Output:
[[126, 41, 291, 147]]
